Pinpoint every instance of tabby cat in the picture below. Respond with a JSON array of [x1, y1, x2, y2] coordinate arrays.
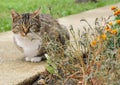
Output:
[[11, 9, 70, 62]]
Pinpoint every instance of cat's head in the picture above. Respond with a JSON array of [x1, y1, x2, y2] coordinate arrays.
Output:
[[11, 9, 41, 36]]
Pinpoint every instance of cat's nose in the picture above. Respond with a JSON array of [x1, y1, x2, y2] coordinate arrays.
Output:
[[23, 29, 29, 36], [21, 32, 27, 37], [22, 25, 29, 33], [24, 28, 29, 33]]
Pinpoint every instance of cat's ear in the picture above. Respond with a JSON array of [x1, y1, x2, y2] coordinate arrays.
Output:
[[11, 10, 20, 22], [31, 9, 40, 18], [11, 10, 20, 18]]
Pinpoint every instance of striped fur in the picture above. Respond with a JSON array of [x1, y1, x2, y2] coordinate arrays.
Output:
[[11, 10, 70, 62]]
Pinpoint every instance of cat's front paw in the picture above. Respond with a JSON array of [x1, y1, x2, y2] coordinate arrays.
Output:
[[30, 57, 42, 63], [25, 57, 31, 62]]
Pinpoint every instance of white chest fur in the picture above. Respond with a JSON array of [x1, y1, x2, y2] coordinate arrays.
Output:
[[13, 33, 42, 58]]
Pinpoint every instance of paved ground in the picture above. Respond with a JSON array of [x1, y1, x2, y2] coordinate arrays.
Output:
[[0, 3, 120, 85], [0, 32, 46, 85]]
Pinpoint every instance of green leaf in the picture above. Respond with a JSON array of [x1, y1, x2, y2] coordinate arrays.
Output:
[[45, 54, 58, 74], [46, 65, 55, 74]]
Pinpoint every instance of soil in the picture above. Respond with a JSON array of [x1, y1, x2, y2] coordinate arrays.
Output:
[[32, 70, 77, 85]]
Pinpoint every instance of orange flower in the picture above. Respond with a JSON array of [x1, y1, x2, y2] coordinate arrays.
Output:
[[108, 21, 113, 26], [101, 34, 107, 40], [105, 25, 111, 32], [110, 29, 117, 35], [91, 40, 97, 47], [117, 9, 120, 13], [114, 11, 118, 15], [96, 36, 101, 42], [114, 10, 120, 15], [111, 6, 117, 10], [116, 20, 120, 24]]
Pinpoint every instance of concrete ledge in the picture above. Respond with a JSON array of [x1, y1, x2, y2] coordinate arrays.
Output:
[[0, 31, 46, 85]]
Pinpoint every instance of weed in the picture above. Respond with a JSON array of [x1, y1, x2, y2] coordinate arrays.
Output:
[[44, 5, 120, 85]]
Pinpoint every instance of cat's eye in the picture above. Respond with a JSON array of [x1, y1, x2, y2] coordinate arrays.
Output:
[[15, 25, 20, 29], [30, 28, 35, 32], [30, 25, 38, 32], [12, 26, 20, 33], [12, 28, 19, 33]]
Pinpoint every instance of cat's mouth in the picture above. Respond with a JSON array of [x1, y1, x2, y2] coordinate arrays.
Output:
[[20, 33, 34, 41], [20, 32, 27, 37]]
